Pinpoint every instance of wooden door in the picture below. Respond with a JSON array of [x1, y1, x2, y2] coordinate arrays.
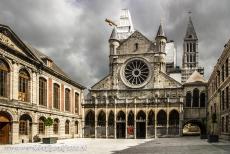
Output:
[[0, 122, 10, 144]]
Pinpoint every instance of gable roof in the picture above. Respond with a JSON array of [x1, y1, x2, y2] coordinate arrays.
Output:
[[185, 70, 207, 84]]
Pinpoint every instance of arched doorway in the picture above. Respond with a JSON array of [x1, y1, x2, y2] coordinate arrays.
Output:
[[168, 110, 179, 135], [19, 114, 32, 143], [116, 111, 126, 138], [97, 111, 106, 138], [127, 111, 134, 138], [84, 110, 95, 137], [183, 120, 206, 137], [157, 110, 167, 136], [136, 110, 146, 138], [147, 110, 155, 138], [108, 111, 114, 138], [0, 111, 12, 144]]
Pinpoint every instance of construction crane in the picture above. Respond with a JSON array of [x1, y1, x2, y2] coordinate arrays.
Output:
[[105, 18, 117, 27]]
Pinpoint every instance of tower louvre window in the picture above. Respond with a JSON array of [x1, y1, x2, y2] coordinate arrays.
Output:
[[226, 59, 229, 77]]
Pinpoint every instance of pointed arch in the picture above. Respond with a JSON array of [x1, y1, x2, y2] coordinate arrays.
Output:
[[186, 92, 192, 107], [169, 110, 179, 126], [148, 110, 155, 126], [108, 111, 114, 126], [193, 88, 199, 107], [128, 111, 134, 126], [97, 110, 106, 126], [200, 92, 206, 107], [85, 110, 95, 126], [157, 110, 167, 126]]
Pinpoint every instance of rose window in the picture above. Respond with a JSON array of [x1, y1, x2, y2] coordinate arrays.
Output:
[[124, 60, 149, 85]]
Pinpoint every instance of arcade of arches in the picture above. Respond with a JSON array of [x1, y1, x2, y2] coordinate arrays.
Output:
[[84, 109, 181, 138]]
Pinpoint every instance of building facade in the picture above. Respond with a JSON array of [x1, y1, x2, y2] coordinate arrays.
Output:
[[0, 24, 85, 144], [83, 9, 207, 139], [208, 40, 230, 140]]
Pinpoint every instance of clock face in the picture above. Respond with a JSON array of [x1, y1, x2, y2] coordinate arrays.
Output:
[[121, 58, 151, 88]]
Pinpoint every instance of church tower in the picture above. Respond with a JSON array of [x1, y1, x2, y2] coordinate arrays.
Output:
[[155, 23, 167, 73], [181, 15, 204, 83]]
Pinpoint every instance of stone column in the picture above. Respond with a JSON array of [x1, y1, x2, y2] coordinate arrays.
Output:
[[114, 100, 117, 139], [134, 99, 136, 139], [12, 121, 19, 144], [125, 103, 127, 139], [95, 104, 97, 138], [154, 106, 157, 139], [105, 99, 108, 138]]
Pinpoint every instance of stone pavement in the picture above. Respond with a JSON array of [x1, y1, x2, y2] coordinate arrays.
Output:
[[0, 137, 229, 154], [113, 136, 230, 154]]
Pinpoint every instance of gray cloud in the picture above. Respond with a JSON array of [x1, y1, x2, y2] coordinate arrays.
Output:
[[0, 0, 229, 89]]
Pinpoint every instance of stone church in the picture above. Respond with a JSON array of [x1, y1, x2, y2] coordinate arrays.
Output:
[[83, 9, 207, 139]]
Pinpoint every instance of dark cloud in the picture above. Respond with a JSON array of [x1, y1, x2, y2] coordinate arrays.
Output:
[[0, 0, 229, 88]]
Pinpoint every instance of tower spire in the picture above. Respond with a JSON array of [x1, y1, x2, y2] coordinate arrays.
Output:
[[184, 12, 198, 40], [155, 22, 166, 40]]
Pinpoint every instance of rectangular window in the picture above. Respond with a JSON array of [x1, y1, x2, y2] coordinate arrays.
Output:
[[53, 83, 60, 109], [222, 65, 225, 82], [227, 87, 229, 109], [19, 121, 27, 135], [65, 89, 70, 111], [39, 78, 47, 106], [222, 90, 225, 110], [38, 121, 45, 134], [226, 115, 229, 133], [75, 93, 79, 114], [222, 117, 225, 132], [226, 59, 229, 77]]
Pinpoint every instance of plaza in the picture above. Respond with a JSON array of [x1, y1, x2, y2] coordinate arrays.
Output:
[[0, 137, 230, 154]]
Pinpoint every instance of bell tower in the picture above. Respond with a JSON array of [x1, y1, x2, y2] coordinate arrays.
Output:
[[181, 14, 204, 83]]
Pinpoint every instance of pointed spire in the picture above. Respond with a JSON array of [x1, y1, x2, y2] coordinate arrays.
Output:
[[109, 28, 119, 41], [184, 15, 198, 40], [155, 22, 167, 40]]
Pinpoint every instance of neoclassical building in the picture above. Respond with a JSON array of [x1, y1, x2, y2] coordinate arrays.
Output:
[[0, 24, 85, 144], [83, 9, 207, 139], [208, 40, 230, 140]]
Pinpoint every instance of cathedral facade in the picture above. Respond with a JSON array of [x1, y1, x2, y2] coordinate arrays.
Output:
[[0, 24, 85, 144], [83, 9, 207, 139]]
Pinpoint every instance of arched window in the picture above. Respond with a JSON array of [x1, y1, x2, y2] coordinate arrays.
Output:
[[186, 92, 192, 107], [53, 83, 60, 109], [18, 69, 30, 102], [53, 118, 59, 134], [128, 111, 134, 126], [193, 89, 199, 107], [39, 77, 47, 106], [65, 89, 70, 111], [0, 59, 9, 97], [65, 120, 70, 134], [38, 117, 45, 134], [97, 111, 106, 126], [19, 114, 32, 135], [75, 93, 79, 114], [200, 92, 206, 107], [75, 121, 78, 134]]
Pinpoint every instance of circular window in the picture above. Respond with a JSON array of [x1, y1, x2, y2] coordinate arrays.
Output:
[[124, 59, 150, 86]]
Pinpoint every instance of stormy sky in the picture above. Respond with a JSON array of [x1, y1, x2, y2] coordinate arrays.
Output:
[[0, 0, 229, 89]]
